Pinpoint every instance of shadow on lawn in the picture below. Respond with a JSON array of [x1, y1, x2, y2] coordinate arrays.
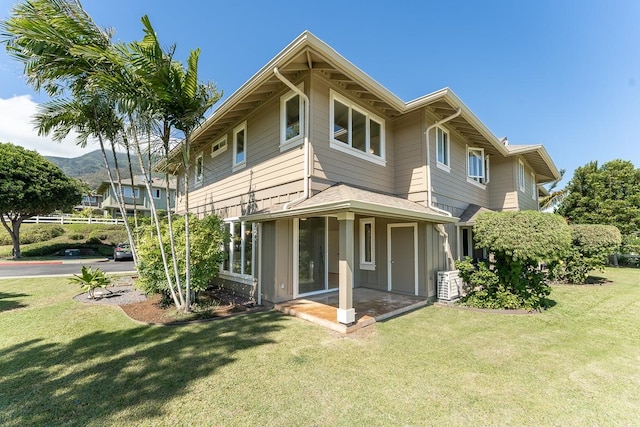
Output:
[[0, 291, 28, 313], [0, 311, 286, 425]]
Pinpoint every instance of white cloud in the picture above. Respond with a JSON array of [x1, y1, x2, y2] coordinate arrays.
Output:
[[0, 95, 92, 158]]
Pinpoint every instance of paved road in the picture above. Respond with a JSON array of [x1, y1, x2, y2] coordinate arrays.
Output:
[[0, 259, 136, 279]]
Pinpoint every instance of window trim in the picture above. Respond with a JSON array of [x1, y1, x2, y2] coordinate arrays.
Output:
[[435, 126, 451, 172], [466, 146, 488, 188], [211, 136, 227, 159], [233, 122, 247, 172], [359, 218, 376, 271], [153, 189, 161, 199], [329, 90, 386, 166], [122, 186, 140, 198], [280, 83, 304, 151], [518, 159, 525, 191], [195, 152, 204, 187], [531, 171, 537, 200]]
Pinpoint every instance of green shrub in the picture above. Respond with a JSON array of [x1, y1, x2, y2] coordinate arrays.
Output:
[[550, 224, 622, 284], [457, 211, 571, 311], [69, 233, 85, 240], [20, 225, 65, 244], [137, 214, 225, 296], [88, 231, 108, 241]]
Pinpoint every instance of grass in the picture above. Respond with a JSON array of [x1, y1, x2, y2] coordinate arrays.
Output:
[[1, 268, 640, 425]]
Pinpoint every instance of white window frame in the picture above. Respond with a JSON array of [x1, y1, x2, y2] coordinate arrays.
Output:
[[233, 122, 247, 172], [211, 136, 227, 159], [329, 90, 386, 166], [195, 152, 204, 187], [153, 189, 161, 199], [518, 159, 525, 191], [466, 146, 488, 188], [122, 186, 140, 198], [219, 220, 254, 285], [359, 218, 375, 270], [435, 126, 451, 172], [531, 172, 537, 200], [280, 83, 304, 151]]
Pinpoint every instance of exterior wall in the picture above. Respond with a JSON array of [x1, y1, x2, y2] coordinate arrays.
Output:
[[177, 77, 310, 218], [518, 160, 540, 211], [488, 157, 518, 211], [309, 75, 395, 194], [428, 118, 489, 214], [393, 110, 426, 203], [101, 185, 174, 216]]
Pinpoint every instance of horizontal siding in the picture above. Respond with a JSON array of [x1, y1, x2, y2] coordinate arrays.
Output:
[[393, 111, 424, 198], [488, 157, 517, 211], [310, 75, 394, 193], [430, 121, 489, 210], [518, 159, 539, 211], [177, 92, 306, 217]]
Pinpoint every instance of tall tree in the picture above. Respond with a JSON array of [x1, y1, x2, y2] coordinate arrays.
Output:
[[0, 142, 82, 258], [556, 160, 640, 236]]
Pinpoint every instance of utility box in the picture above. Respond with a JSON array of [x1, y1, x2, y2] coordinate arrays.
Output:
[[437, 270, 462, 301], [64, 249, 80, 257]]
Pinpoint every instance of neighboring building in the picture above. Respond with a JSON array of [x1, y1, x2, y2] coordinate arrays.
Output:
[[173, 31, 560, 324], [98, 176, 176, 218], [73, 194, 104, 212]]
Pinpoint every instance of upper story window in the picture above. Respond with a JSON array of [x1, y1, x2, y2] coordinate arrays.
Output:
[[122, 186, 139, 198], [280, 84, 304, 150], [436, 126, 450, 171], [359, 218, 375, 271], [518, 159, 525, 191], [195, 153, 204, 186], [531, 172, 537, 200], [467, 147, 489, 187], [153, 189, 161, 199], [329, 90, 385, 166], [233, 122, 247, 171], [211, 136, 227, 159]]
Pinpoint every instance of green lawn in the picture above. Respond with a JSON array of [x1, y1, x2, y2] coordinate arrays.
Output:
[[1, 269, 640, 426]]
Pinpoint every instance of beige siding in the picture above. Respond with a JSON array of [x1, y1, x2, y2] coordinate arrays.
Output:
[[425, 223, 449, 299], [393, 110, 425, 200], [429, 120, 489, 213], [518, 160, 539, 211], [488, 157, 518, 211], [309, 75, 394, 194], [176, 92, 306, 217]]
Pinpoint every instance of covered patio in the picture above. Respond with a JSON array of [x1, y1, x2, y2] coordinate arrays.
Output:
[[274, 288, 429, 333]]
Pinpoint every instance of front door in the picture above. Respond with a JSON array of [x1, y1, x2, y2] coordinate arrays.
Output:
[[388, 223, 417, 295]]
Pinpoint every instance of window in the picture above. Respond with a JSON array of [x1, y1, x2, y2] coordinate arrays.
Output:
[[195, 153, 204, 186], [280, 85, 304, 150], [531, 172, 537, 200], [222, 221, 253, 277], [360, 218, 375, 270], [233, 122, 247, 171], [122, 186, 139, 198], [467, 147, 489, 186], [153, 189, 161, 199], [518, 160, 525, 191], [211, 136, 227, 159], [329, 90, 385, 165], [436, 126, 450, 171]]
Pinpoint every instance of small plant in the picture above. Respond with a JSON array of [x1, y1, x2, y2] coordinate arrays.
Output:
[[69, 266, 111, 299]]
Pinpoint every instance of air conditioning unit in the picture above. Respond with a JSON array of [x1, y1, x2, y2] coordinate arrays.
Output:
[[437, 270, 462, 301]]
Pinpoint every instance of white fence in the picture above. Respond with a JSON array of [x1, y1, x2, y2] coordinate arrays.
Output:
[[21, 216, 125, 225]]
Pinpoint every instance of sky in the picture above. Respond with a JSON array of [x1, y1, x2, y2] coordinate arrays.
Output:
[[0, 0, 639, 187]]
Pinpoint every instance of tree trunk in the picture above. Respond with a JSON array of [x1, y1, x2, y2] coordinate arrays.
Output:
[[182, 137, 192, 313], [0, 215, 22, 259], [110, 138, 138, 266]]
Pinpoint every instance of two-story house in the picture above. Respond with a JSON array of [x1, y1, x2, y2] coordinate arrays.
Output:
[[98, 176, 176, 218], [173, 31, 560, 325]]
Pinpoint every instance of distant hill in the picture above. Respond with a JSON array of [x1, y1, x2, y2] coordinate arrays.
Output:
[[46, 150, 143, 191]]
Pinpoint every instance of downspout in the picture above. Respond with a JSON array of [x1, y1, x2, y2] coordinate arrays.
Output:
[[425, 108, 462, 216], [425, 108, 462, 271], [274, 67, 310, 210]]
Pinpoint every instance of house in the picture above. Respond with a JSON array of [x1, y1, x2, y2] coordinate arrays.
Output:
[[173, 31, 560, 325], [73, 193, 103, 213], [98, 176, 176, 218]]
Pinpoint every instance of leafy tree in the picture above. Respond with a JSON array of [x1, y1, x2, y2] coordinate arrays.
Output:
[[0, 142, 82, 258], [556, 160, 640, 251], [136, 214, 226, 298], [457, 211, 571, 310], [550, 224, 622, 284]]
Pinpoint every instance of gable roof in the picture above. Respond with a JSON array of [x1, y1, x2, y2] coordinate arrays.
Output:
[[184, 31, 559, 181]]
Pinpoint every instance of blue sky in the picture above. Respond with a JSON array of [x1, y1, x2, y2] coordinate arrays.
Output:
[[1, 0, 639, 187]]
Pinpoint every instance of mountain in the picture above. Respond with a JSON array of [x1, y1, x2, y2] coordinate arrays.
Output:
[[46, 150, 143, 191]]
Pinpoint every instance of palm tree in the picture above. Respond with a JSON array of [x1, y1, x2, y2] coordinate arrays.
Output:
[[539, 168, 567, 211]]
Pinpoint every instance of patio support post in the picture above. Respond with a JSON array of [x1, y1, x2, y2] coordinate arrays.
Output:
[[337, 212, 356, 324]]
